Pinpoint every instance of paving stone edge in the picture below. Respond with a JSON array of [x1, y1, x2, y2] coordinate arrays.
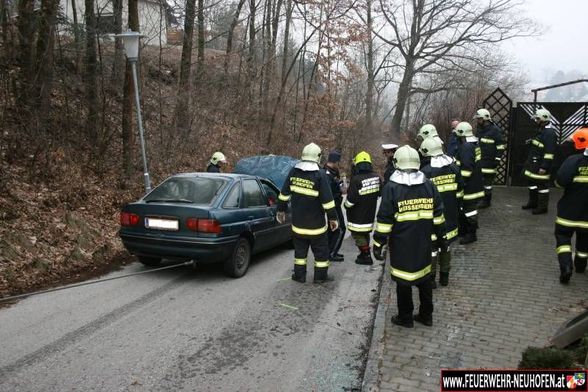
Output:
[[361, 263, 389, 392]]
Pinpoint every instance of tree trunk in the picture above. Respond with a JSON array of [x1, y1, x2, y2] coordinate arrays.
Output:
[[33, 0, 59, 132], [224, 0, 246, 73], [173, 0, 196, 136], [16, 0, 36, 108], [196, 0, 205, 81], [365, 0, 374, 133], [84, 0, 98, 144], [122, 0, 139, 178], [280, 0, 293, 83], [111, 0, 124, 84], [247, 0, 256, 79], [390, 60, 414, 136]]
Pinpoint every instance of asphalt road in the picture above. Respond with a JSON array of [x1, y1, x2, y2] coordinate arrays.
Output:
[[0, 234, 382, 392]]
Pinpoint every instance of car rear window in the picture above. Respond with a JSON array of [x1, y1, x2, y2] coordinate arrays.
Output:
[[144, 177, 227, 205]]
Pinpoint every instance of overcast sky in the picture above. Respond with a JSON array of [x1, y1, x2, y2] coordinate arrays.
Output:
[[503, 0, 588, 87]]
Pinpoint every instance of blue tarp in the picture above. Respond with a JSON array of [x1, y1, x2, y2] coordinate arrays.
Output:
[[233, 155, 299, 189]]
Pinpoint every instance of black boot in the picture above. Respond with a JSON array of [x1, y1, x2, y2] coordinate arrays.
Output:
[[414, 313, 433, 327], [313, 267, 333, 283], [532, 192, 549, 215], [291, 265, 306, 283], [460, 231, 477, 245], [522, 188, 538, 210], [440, 272, 449, 286], [329, 253, 344, 262], [575, 257, 587, 273], [391, 315, 414, 328], [479, 193, 491, 209], [560, 264, 572, 284], [355, 248, 373, 265]]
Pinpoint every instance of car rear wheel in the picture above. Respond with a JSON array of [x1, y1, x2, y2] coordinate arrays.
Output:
[[223, 237, 251, 278], [138, 256, 162, 267]]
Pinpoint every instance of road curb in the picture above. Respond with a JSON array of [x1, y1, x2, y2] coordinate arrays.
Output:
[[361, 263, 390, 392]]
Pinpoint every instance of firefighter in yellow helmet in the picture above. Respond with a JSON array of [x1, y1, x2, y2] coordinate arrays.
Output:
[[344, 151, 381, 265], [277, 143, 339, 283], [207, 152, 227, 173]]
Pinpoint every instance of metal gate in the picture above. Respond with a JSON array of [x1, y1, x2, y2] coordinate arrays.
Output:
[[482, 88, 512, 185], [509, 102, 588, 186]]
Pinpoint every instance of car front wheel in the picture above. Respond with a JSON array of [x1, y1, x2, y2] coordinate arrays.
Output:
[[223, 237, 251, 278], [138, 256, 162, 267]]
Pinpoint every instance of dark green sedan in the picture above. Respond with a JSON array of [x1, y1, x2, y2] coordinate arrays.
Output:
[[119, 173, 292, 278]]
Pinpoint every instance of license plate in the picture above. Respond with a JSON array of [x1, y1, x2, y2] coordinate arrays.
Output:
[[145, 218, 179, 231]]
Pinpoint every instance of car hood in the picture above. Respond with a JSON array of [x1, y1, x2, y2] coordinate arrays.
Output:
[[233, 155, 299, 189]]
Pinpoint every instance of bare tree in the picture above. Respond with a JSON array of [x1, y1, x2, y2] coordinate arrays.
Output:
[[84, 0, 98, 144], [174, 0, 197, 135], [376, 0, 536, 136]]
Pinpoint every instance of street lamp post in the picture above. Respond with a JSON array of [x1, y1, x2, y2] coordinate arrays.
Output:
[[114, 30, 151, 193]]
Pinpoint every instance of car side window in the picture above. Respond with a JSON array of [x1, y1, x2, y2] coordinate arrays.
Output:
[[223, 183, 241, 208], [243, 180, 267, 208], [261, 180, 279, 206]]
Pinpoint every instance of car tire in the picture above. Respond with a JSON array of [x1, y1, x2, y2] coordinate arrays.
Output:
[[224, 237, 251, 278], [138, 256, 162, 267]]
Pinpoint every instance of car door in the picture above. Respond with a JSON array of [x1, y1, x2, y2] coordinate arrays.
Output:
[[260, 179, 292, 246], [242, 179, 275, 253]]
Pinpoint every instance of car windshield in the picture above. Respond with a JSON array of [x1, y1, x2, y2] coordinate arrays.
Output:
[[144, 177, 227, 205]]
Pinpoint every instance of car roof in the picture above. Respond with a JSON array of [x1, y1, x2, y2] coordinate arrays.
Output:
[[172, 172, 259, 180]]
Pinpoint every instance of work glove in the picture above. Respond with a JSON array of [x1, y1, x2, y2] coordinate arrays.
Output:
[[329, 219, 339, 231], [276, 211, 286, 224], [373, 244, 385, 261]]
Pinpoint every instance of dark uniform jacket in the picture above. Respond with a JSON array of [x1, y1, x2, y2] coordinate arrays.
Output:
[[456, 138, 484, 202], [323, 165, 343, 206], [555, 152, 588, 232], [524, 125, 557, 182], [477, 122, 506, 173], [373, 171, 446, 285], [421, 155, 464, 242], [206, 163, 220, 173], [278, 162, 337, 237], [383, 158, 395, 187], [344, 162, 381, 232]]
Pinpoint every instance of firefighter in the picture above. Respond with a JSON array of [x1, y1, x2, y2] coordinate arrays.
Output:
[[553, 128, 588, 284], [420, 137, 464, 287], [373, 145, 446, 328], [276, 143, 339, 283], [207, 152, 227, 173], [344, 151, 381, 265], [474, 109, 507, 208], [522, 108, 558, 215], [455, 121, 484, 245], [323, 150, 345, 262], [417, 124, 443, 143], [382, 143, 399, 186], [447, 119, 460, 158]]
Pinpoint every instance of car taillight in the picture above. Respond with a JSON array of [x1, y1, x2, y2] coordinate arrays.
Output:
[[120, 212, 140, 226], [186, 218, 199, 231], [186, 218, 222, 234]]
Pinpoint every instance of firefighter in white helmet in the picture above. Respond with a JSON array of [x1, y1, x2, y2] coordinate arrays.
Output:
[[277, 143, 339, 283], [522, 108, 557, 215], [454, 121, 484, 245], [473, 108, 506, 208], [419, 137, 464, 287], [373, 145, 446, 328], [207, 152, 227, 173]]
